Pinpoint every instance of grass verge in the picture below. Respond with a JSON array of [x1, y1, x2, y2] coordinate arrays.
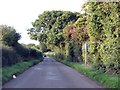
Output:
[[2, 59, 42, 85], [61, 60, 119, 88]]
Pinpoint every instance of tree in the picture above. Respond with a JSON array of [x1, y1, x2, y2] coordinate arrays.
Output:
[[0, 25, 21, 46], [63, 24, 82, 62], [75, 14, 89, 43], [38, 42, 47, 53], [27, 11, 80, 50]]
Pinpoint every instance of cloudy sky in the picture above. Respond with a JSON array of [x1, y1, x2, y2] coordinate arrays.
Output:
[[0, 0, 86, 45]]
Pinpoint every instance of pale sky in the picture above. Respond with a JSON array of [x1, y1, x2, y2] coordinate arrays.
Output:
[[0, 0, 85, 45]]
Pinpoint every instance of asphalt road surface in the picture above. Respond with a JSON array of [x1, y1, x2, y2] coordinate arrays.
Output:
[[3, 57, 104, 88]]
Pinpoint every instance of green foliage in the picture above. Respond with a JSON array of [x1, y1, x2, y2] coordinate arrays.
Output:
[[0, 25, 21, 46], [1, 44, 43, 67], [2, 45, 21, 66], [27, 10, 82, 63], [63, 24, 82, 62], [27, 10, 80, 49], [65, 42, 74, 61], [86, 2, 120, 74], [2, 59, 41, 84], [59, 60, 119, 88], [38, 42, 48, 53], [14, 43, 29, 58], [75, 14, 89, 42], [28, 2, 119, 76], [0, 27, 43, 67], [44, 1, 119, 78], [45, 52, 55, 58], [29, 48, 43, 58]]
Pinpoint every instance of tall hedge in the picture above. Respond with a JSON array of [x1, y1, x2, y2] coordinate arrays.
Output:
[[1, 25, 43, 67], [86, 2, 120, 73]]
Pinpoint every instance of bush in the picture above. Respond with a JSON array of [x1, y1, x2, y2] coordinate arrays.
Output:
[[14, 44, 29, 58], [2, 45, 22, 67], [2, 44, 43, 67]]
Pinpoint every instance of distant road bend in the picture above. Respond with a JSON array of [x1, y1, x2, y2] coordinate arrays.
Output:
[[3, 57, 104, 88]]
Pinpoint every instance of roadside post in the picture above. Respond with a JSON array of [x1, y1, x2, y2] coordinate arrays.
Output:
[[84, 42, 88, 64]]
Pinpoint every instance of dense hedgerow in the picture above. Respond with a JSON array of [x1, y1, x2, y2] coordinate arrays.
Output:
[[0, 25, 43, 67], [1, 44, 43, 67], [86, 2, 120, 74]]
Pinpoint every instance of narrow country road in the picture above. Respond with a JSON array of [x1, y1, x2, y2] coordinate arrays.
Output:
[[3, 57, 104, 88]]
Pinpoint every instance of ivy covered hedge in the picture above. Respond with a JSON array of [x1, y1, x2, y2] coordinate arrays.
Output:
[[86, 2, 120, 74]]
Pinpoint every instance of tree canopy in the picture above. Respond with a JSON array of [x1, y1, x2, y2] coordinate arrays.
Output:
[[0, 25, 21, 46], [27, 11, 80, 48]]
